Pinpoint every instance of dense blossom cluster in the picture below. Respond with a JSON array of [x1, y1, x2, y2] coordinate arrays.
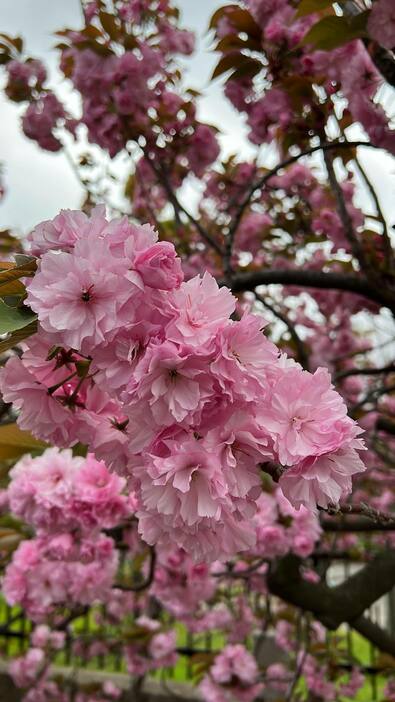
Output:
[[253, 487, 321, 559], [10, 640, 123, 702], [4, 57, 74, 151], [3, 448, 126, 618], [0, 207, 365, 561], [2, 1, 395, 700], [3, 0, 221, 188], [214, 0, 395, 155], [199, 644, 263, 702]]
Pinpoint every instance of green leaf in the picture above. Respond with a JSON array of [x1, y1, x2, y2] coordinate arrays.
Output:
[[212, 53, 243, 80], [301, 13, 368, 50], [212, 53, 262, 80], [99, 11, 120, 40], [72, 443, 88, 458], [0, 423, 48, 460], [0, 280, 26, 296], [75, 360, 91, 378], [0, 320, 37, 353], [227, 57, 262, 81], [215, 34, 261, 53], [295, 0, 335, 18], [0, 258, 37, 290], [225, 8, 262, 38], [0, 300, 37, 335]]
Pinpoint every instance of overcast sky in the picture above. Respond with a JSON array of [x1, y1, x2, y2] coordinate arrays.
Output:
[[1, 0, 395, 236]]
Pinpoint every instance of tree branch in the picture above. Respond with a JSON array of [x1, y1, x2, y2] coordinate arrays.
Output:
[[353, 153, 394, 269], [323, 502, 395, 525], [322, 518, 395, 532], [377, 416, 395, 435], [323, 149, 368, 271], [229, 140, 380, 244], [366, 41, 395, 89], [222, 269, 394, 312], [254, 292, 309, 370], [352, 616, 395, 658], [335, 364, 395, 381], [145, 155, 224, 256], [267, 550, 395, 632]]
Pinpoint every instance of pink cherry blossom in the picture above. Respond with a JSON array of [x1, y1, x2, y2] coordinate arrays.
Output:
[[26, 236, 137, 351], [133, 241, 184, 290], [200, 644, 263, 702], [259, 366, 359, 465], [166, 272, 236, 348], [279, 439, 366, 510]]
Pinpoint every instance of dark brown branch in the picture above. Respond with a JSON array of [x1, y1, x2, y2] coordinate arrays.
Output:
[[353, 154, 394, 268], [376, 416, 395, 436], [214, 557, 267, 579], [350, 382, 395, 414], [335, 364, 395, 381], [322, 518, 395, 532], [321, 502, 395, 531], [333, 336, 395, 363], [366, 41, 395, 89], [323, 149, 368, 271], [332, 111, 395, 271], [222, 269, 394, 312], [267, 550, 395, 631], [57, 606, 89, 631], [326, 502, 395, 524]]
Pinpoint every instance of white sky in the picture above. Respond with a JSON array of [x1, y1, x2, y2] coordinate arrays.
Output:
[[0, 0, 394, 238], [0, 0, 252, 232]]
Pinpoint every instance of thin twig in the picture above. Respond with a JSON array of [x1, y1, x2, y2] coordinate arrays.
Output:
[[350, 381, 395, 413], [213, 557, 267, 579], [353, 154, 394, 270], [323, 148, 368, 271], [323, 502, 395, 526], [334, 363, 395, 381], [254, 292, 309, 370], [145, 154, 224, 256], [286, 648, 308, 702], [228, 140, 380, 250]]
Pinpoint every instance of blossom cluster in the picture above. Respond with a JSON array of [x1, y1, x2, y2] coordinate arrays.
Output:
[[5, 57, 74, 151], [3, 448, 124, 619], [253, 487, 322, 560], [0, 207, 365, 561], [216, 0, 395, 155], [124, 616, 177, 676], [10, 639, 122, 702], [2, 450, 178, 699], [199, 644, 263, 702]]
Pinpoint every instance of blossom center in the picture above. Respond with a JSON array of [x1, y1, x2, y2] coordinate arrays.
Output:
[[81, 284, 94, 302]]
